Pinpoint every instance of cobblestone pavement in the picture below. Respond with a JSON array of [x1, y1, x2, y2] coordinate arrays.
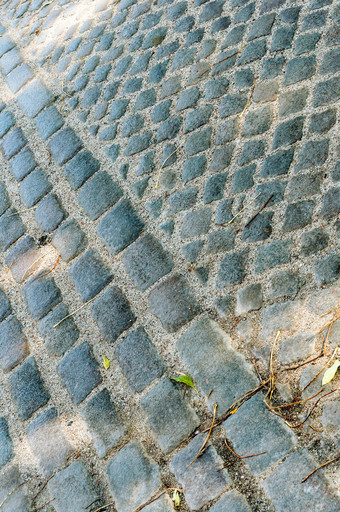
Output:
[[0, 0, 339, 510]]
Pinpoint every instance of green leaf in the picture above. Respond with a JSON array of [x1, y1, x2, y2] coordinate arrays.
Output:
[[322, 360, 340, 385], [103, 355, 110, 370], [172, 489, 180, 507], [171, 374, 196, 390]]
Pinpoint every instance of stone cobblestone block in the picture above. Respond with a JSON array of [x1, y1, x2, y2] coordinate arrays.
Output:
[[0, 315, 28, 372], [313, 77, 340, 107], [301, 228, 328, 257], [0, 208, 26, 251], [236, 284, 263, 315], [48, 128, 83, 166], [247, 12, 275, 41], [261, 147, 294, 177], [124, 132, 153, 156], [10, 148, 37, 181], [69, 249, 112, 302], [23, 274, 61, 320], [52, 219, 87, 262], [81, 388, 127, 458], [216, 250, 248, 288], [0, 111, 15, 139], [0, 466, 30, 512], [0, 288, 11, 323], [294, 33, 321, 56], [296, 139, 329, 170], [149, 274, 200, 332], [314, 253, 340, 285], [224, 394, 296, 474], [35, 194, 66, 232], [122, 233, 173, 291], [269, 270, 301, 300], [115, 327, 163, 392], [58, 342, 102, 404], [182, 240, 204, 262], [6, 64, 33, 94], [5, 236, 39, 283], [39, 303, 79, 356], [91, 286, 135, 342], [309, 108, 336, 134], [206, 229, 235, 254], [168, 187, 198, 213], [1, 127, 27, 160], [262, 449, 339, 512], [27, 407, 73, 476], [17, 79, 54, 118], [141, 378, 199, 452], [0, 35, 15, 57], [0, 183, 9, 216], [279, 333, 315, 365], [0, 417, 13, 469], [77, 172, 123, 220], [182, 155, 206, 183], [282, 200, 314, 232], [238, 39, 266, 65], [9, 356, 50, 420], [48, 461, 99, 512], [271, 25, 296, 51], [170, 434, 231, 510], [98, 199, 144, 254], [209, 490, 252, 512], [106, 441, 161, 512], [279, 88, 308, 117], [181, 209, 212, 238], [20, 169, 52, 208], [34, 105, 65, 140], [287, 173, 321, 201], [272, 117, 304, 149], [177, 317, 257, 415], [220, 93, 247, 118], [232, 164, 256, 193], [256, 240, 291, 273], [320, 187, 340, 219]]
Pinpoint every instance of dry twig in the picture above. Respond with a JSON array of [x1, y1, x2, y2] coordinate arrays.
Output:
[[238, 76, 257, 119], [200, 43, 246, 77], [92, 502, 115, 512], [155, 147, 181, 189], [294, 346, 339, 399], [0, 481, 28, 509], [285, 389, 339, 428], [190, 404, 217, 466], [224, 439, 267, 459], [20, 248, 55, 284], [7, 206, 38, 217], [244, 194, 273, 228], [226, 193, 262, 225], [32, 255, 60, 281], [53, 296, 97, 328], [134, 488, 181, 512], [301, 455, 340, 483]]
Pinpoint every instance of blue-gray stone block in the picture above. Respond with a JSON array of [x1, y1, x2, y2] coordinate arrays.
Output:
[[6, 64, 33, 94], [182, 154, 207, 183], [151, 100, 171, 123], [34, 194, 66, 232], [313, 77, 340, 107], [1, 127, 27, 160], [0, 183, 10, 215], [9, 356, 50, 420], [124, 132, 152, 156], [48, 461, 99, 512], [262, 450, 339, 512], [0, 418, 13, 470], [122, 233, 173, 291], [69, 249, 112, 302], [52, 219, 87, 262], [0, 315, 28, 373], [217, 250, 248, 288], [210, 490, 252, 512], [17, 79, 54, 118], [10, 148, 36, 181], [185, 127, 212, 156], [82, 389, 127, 458], [22, 274, 62, 320], [0, 208, 26, 251], [122, 114, 144, 137], [141, 379, 200, 453], [20, 169, 51, 207], [0, 35, 15, 57], [314, 253, 340, 285], [48, 128, 83, 165], [39, 303, 79, 356], [106, 442, 161, 512], [0, 111, 15, 139], [181, 209, 212, 238], [204, 173, 227, 203], [64, 150, 100, 190], [148, 274, 200, 332], [134, 89, 156, 111], [272, 117, 304, 149], [0, 288, 11, 322], [77, 172, 123, 220], [34, 106, 65, 141], [57, 342, 102, 404], [255, 240, 291, 273], [27, 408, 73, 476], [98, 199, 144, 254], [170, 433, 231, 509], [206, 229, 235, 254], [0, 466, 30, 512], [115, 327, 164, 393], [91, 286, 135, 343]]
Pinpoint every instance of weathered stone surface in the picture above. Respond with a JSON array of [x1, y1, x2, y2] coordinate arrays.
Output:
[[0, 466, 30, 512], [279, 333, 315, 365], [0, 316, 28, 372], [106, 442, 161, 512], [91, 286, 135, 343], [262, 449, 339, 512], [170, 434, 231, 510], [0, 417, 13, 470], [98, 199, 144, 254], [48, 461, 99, 512], [141, 378, 200, 452], [17, 79, 54, 118], [148, 274, 200, 332], [69, 249, 112, 302], [22, 274, 62, 320], [5, 236, 40, 283], [122, 233, 173, 291], [177, 318, 258, 416], [81, 389, 127, 458], [224, 395, 296, 474], [236, 284, 263, 315], [27, 408, 73, 476], [57, 342, 102, 404], [209, 490, 252, 512], [39, 303, 79, 356], [9, 357, 50, 420], [217, 251, 249, 288], [52, 219, 87, 262]]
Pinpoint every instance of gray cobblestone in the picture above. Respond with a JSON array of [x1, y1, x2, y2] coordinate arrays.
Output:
[[122, 233, 173, 291], [0, 316, 28, 372], [48, 128, 83, 165], [217, 250, 248, 288], [210, 490, 252, 512], [314, 253, 340, 285], [69, 249, 112, 301], [256, 240, 291, 273], [0, 466, 30, 512], [0, 417, 13, 470], [149, 274, 200, 332], [22, 274, 62, 320], [9, 356, 50, 420], [170, 433, 231, 509], [272, 117, 304, 149], [52, 219, 87, 262], [10, 148, 37, 181], [17, 79, 54, 118], [0, 208, 26, 251], [91, 286, 135, 342], [1, 127, 27, 160], [20, 169, 52, 207], [35, 193, 66, 232], [0, 111, 15, 139], [39, 303, 79, 356]]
